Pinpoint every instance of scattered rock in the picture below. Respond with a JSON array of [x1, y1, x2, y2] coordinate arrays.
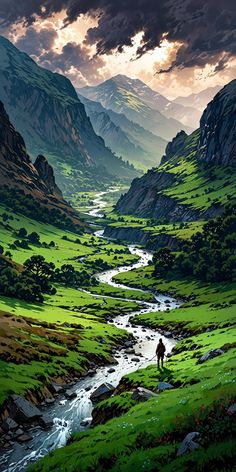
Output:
[[8, 395, 42, 423], [17, 434, 33, 443], [125, 348, 135, 354], [87, 369, 97, 377], [131, 357, 140, 362], [198, 348, 225, 364], [124, 341, 133, 348], [107, 367, 116, 373], [177, 432, 201, 456], [90, 383, 115, 402], [227, 403, 236, 416], [157, 382, 174, 391], [50, 382, 64, 394], [164, 332, 172, 338], [132, 387, 158, 403], [2, 417, 18, 432], [45, 398, 55, 405], [65, 389, 77, 400], [39, 415, 53, 429], [85, 386, 92, 392], [14, 428, 24, 438], [80, 418, 92, 427]]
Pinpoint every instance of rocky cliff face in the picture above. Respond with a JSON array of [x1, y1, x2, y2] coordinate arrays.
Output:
[[198, 80, 236, 167], [160, 131, 187, 165], [115, 80, 235, 222], [115, 169, 176, 217], [0, 101, 83, 226], [0, 36, 137, 191], [34, 155, 62, 197]]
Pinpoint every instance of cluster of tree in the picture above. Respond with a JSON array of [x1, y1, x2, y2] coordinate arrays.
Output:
[[153, 204, 236, 283], [0, 187, 84, 233], [0, 251, 98, 304], [53, 264, 98, 287], [0, 256, 44, 303]]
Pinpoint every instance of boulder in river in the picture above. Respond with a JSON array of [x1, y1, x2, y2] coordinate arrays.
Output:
[[132, 387, 158, 403], [131, 357, 140, 362], [177, 432, 201, 456], [107, 367, 116, 373], [164, 332, 172, 338], [39, 415, 54, 429], [90, 383, 115, 402], [87, 369, 97, 377], [17, 433, 33, 443], [65, 389, 77, 400], [50, 382, 65, 394], [157, 382, 174, 391], [8, 395, 42, 423], [125, 348, 135, 354], [198, 348, 225, 364]]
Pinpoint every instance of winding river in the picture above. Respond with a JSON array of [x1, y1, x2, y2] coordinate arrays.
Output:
[[0, 191, 179, 472]]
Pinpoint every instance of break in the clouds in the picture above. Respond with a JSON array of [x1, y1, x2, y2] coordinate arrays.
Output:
[[0, 0, 236, 73]]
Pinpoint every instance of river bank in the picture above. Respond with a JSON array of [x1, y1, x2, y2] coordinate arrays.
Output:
[[0, 190, 180, 472]]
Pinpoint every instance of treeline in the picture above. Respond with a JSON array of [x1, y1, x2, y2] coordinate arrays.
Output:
[[0, 254, 97, 303], [0, 187, 84, 233], [153, 203, 236, 283]]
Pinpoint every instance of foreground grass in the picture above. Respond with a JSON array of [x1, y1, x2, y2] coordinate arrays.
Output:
[[29, 331, 236, 471], [29, 260, 236, 472]]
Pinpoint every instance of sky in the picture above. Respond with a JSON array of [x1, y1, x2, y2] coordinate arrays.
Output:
[[0, 0, 235, 99]]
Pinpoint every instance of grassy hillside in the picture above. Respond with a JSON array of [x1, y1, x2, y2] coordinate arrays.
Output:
[[28, 269, 236, 472], [0, 204, 154, 406]]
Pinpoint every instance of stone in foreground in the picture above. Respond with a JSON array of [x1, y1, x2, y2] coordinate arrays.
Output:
[[198, 348, 224, 364], [90, 383, 115, 402], [157, 382, 174, 391], [132, 387, 158, 403], [177, 432, 201, 456], [8, 395, 42, 423]]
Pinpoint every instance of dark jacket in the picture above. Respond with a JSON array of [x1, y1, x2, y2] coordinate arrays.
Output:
[[156, 342, 166, 357]]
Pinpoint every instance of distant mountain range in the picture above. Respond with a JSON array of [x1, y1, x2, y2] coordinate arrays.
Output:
[[0, 37, 138, 193], [113, 80, 236, 223], [77, 92, 167, 169], [173, 86, 222, 112], [79, 75, 194, 141], [78, 75, 221, 169]]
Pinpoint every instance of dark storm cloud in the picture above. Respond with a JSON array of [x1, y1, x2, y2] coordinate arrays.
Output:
[[0, 0, 235, 71], [16, 26, 58, 57], [39, 41, 105, 82]]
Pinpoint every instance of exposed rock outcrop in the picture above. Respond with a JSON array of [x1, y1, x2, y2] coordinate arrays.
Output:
[[0, 101, 83, 226], [161, 130, 187, 165], [34, 155, 62, 196], [198, 80, 236, 167]]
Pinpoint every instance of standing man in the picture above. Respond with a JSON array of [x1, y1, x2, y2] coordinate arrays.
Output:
[[156, 338, 166, 369]]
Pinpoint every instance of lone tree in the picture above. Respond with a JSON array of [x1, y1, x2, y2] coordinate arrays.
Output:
[[18, 227, 28, 238], [24, 255, 55, 293]]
